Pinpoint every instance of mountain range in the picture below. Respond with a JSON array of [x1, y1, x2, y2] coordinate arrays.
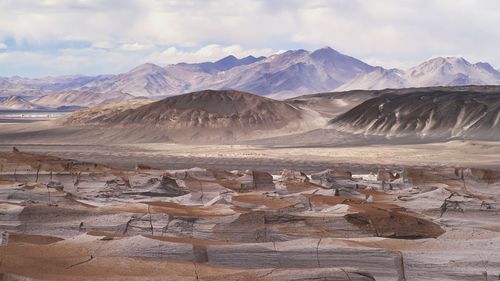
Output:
[[2, 86, 498, 145], [0, 90, 138, 111], [337, 57, 500, 91], [1, 47, 500, 109]]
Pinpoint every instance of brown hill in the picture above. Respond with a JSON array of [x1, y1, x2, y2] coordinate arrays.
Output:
[[62, 90, 317, 143]]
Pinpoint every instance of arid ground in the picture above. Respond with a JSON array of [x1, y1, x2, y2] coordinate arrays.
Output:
[[1, 88, 500, 281], [1, 139, 499, 281]]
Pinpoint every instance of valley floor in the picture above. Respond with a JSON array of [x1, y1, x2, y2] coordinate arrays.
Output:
[[0, 140, 499, 173]]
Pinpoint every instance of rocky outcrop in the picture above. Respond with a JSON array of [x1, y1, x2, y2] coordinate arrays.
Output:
[[329, 90, 500, 141], [1, 150, 499, 281], [311, 169, 352, 181], [376, 170, 400, 182], [280, 169, 309, 182]]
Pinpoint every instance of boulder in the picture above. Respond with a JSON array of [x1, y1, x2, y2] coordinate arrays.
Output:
[[311, 169, 352, 181], [376, 170, 400, 182], [46, 181, 64, 191], [280, 169, 309, 182], [237, 170, 275, 192]]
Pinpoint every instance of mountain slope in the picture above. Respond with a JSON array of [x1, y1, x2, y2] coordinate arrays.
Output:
[[0, 96, 47, 110], [95, 47, 374, 98], [335, 67, 407, 91], [60, 99, 154, 125], [406, 57, 500, 87], [253, 86, 500, 146], [338, 57, 500, 91], [175, 55, 265, 73], [329, 87, 500, 140], [287, 89, 389, 118], [2, 50, 500, 99], [68, 90, 302, 127], [25, 47, 375, 99], [213, 47, 374, 98], [77, 56, 268, 97], [78, 63, 189, 97], [0, 75, 113, 97], [31, 90, 137, 108], [62, 90, 323, 143]]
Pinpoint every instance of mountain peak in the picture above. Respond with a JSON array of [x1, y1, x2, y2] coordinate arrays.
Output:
[[2, 48, 499, 99], [474, 62, 499, 74], [411, 57, 471, 74], [239, 55, 265, 65], [445, 56, 469, 65], [311, 46, 340, 56], [215, 55, 238, 64], [129, 62, 165, 73], [212, 54, 265, 71], [425, 56, 470, 67], [282, 49, 309, 56], [406, 56, 500, 87]]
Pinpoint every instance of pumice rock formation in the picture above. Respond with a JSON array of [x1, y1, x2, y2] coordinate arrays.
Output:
[[1, 149, 499, 280]]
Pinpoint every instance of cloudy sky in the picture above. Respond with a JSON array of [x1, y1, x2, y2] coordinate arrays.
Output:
[[1, 0, 499, 77]]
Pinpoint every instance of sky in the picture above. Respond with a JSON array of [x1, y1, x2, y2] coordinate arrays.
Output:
[[1, 0, 500, 77]]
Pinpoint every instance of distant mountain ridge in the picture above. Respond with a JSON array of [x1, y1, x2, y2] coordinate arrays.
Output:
[[0, 96, 47, 110], [1, 47, 500, 101], [70, 47, 372, 98], [338, 57, 500, 91], [0, 90, 138, 111], [31, 90, 137, 108]]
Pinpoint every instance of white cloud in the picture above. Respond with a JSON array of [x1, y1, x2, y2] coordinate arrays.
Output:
[[121, 42, 154, 51], [0, 44, 277, 77], [0, 48, 145, 76], [1, 0, 500, 75], [0, 42, 6, 49], [91, 41, 114, 49], [150, 44, 275, 65]]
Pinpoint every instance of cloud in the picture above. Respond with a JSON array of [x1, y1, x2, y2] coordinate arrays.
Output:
[[150, 44, 276, 65], [0, 48, 144, 76], [91, 41, 114, 50], [121, 42, 154, 51], [0, 42, 6, 49], [0, 44, 277, 77], [1, 0, 500, 75]]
